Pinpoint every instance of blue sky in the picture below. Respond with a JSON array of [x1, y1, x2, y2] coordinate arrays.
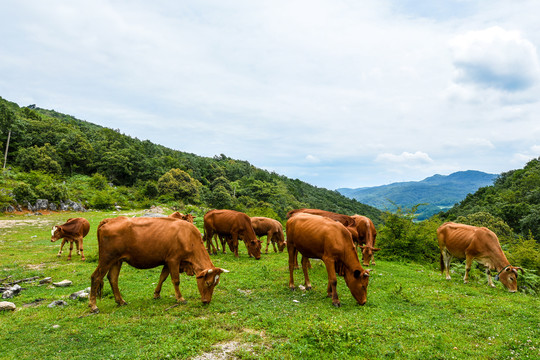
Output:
[[2, 1, 540, 189]]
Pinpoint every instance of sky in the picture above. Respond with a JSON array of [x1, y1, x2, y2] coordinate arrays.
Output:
[[2, 1, 540, 190]]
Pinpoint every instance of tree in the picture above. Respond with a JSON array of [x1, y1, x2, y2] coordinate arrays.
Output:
[[0, 103, 15, 169], [158, 168, 202, 203]]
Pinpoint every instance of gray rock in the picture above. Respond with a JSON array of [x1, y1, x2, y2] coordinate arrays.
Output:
[[141, 213, 167, 218], [0, 301, 16, 311], [53, 280, 73, 287], [70, 287, 91, 300], [35, 199, 49, 210], [49, 203, 57, 211], [1, 284, 22, 299], [39, 277, 52, 284], [48, 300, 68, 308]]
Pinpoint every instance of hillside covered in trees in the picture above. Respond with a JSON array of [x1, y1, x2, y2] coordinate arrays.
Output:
[[0, 96, 380, 222], [442, 157, 540, 241]]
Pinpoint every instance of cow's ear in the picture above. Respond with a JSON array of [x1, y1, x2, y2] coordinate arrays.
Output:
[[196, 269, 210, 279], [373, 248, 381, 252]]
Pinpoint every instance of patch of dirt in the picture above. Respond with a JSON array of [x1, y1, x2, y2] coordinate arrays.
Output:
[[0, 218, 55, 229], [191, 341, 256, 360]]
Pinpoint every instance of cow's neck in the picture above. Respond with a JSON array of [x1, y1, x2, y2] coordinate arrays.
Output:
[[342, 244, 361, 271]]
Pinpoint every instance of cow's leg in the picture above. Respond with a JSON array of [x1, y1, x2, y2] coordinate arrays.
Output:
[[288, 245, 296, 290], [442, 249, 452, 280], [486, 268, 495, 288], [264, 234, 270, 254], [463, 255, 473, 284], [57, 238, 67, 257], [154, 265, 170, 299], [270, 232, 278, 253], [168, 261, 186, 304], [67, 240, 74, 261], [77, 238, 85, 261], [232, 234, 240, 258], [219, 235, 227, 254], [89, 261, 114, 313], [107, 261, 127, 306], [301, 256, 312, 290], [322, 257, 340, 307]]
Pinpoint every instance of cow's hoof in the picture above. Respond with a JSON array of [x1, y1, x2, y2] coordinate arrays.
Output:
[[178, 299, 187, 305], [117, 301, 128, 307], [289, 286, 296, 291], [305, 286, 312, 291], [90, 307, 99, 314], [332, 302, 341, 308], [153, 295, 161, 300]]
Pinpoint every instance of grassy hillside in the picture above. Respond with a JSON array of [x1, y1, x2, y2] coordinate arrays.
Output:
[[0, 96, 380, 222], [1, 211, 539, 359]]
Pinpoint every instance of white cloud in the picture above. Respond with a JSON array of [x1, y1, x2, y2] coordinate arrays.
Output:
[[305, 155, 320, 164], [449, 26, 540, 92], [375, 151, 433, 164]]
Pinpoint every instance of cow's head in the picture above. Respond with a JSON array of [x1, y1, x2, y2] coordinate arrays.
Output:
[[344, 268, 370, 305], [497, 266, 524, 292], [51, 226, 62, 242], [246, 238, 262, 260], [359, 245, 380, 266], [196, 267, 229, 303]]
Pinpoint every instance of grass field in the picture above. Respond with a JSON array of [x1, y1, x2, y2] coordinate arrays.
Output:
[[1, 211, 539, 359]]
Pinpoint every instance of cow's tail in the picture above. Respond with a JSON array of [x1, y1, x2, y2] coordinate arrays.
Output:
[[440, 253, 444, 274]]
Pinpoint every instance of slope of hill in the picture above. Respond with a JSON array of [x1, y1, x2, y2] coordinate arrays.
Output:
[[443, 158, 540, 240], [338, 171, 497, 220], [0, 96, 381, 222]]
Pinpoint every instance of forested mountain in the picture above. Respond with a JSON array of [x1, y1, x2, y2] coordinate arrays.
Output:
[[338, 171, 497, 220], [442, 158, 540, 240], [0, 96, 381, 222]]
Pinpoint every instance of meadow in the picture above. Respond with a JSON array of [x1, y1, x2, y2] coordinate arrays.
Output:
[[1, 211, 539, 360]]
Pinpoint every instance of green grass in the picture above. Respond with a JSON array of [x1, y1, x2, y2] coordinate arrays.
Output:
[[1, 211, 539, 359]]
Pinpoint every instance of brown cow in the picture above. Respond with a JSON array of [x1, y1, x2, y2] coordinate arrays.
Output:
[[88, 217, 228, 313], [251, 217, 286, 253], [288, 209, 379, 265], [286, 213, 370, 307], [169, 211, 195, 223], [51, 218, 90, 261], [203, 210, 261, 259], [351, 215, 379, 266], [437, 222, 523, 292]]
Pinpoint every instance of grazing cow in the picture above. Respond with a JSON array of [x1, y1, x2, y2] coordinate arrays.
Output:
[[437, 222, 523, 292], [88, 217, 228, 313], [169, 211, 195, 223], [51, 218, 90, 261], [351, 215, 379, 266], [287, 208, 379, 265], [286, 213, 370, 307], [203, 209, 261, 259], [251, 217, 286, 253]]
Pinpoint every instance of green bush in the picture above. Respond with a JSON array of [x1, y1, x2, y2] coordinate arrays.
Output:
[[12, 182, 37, 203], [35, 182, 69, 202], [89, 190, 115, 210]]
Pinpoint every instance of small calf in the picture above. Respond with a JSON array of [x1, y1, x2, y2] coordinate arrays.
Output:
[[51, 218, 90, 261]]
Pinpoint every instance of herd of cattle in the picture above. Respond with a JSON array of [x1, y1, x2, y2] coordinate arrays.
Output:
[[48, 208, 523, 313]]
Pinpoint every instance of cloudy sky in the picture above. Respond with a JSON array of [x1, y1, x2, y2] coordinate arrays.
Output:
[[2, 1, 540, 190]]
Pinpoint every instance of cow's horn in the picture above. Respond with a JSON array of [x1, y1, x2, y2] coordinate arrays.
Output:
[[207, 269, 213, 274], [221, 268, 230, 273]]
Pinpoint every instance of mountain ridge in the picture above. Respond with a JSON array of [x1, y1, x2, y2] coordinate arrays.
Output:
[[337, 170, 498, 220]]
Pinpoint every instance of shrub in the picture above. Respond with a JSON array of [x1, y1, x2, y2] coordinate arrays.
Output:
[[89, 190, 115, 210], [12, 183, 37, 203]]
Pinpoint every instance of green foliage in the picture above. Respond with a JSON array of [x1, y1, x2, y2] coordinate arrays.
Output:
[[89, 190, 115, 210], [377, 205, 442, 263], [15, 143, 62, 174], [158, 168, 202, 204], [90, 173, 108, 190], [455, 212, 514, 244], [12, 183, 37, 204], [444, 157, 540, 239]]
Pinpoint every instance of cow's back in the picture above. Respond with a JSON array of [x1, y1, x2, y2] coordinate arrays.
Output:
[[287, 214, 352, 259], [97, 217, 203, 267], [437, 222, 496, 259], [205, 210, 252, 234]]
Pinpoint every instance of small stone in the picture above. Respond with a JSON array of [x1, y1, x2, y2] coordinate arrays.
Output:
[[0, 301, 16, 311], [52, 325, 60, 329], [39, 277, 52, 284], [48, 300, 68, 308], [53, 280, 72, 287], [2, 290, 14, 299], [70, 289, 90, 300]]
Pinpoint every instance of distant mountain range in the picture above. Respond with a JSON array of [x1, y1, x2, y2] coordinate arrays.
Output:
[[337, 170, 498, 220]]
